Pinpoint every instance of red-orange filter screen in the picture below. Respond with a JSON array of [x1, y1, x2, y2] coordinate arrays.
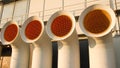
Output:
[[51, 15, 72, 37], [4, 24, 18, 42], [84, 10, 111, 34], [25, 20, 42, 40]]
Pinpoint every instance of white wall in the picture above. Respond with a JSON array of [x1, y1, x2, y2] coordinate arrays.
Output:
[[0, 3, 14, 28], [13, 0, 28, 25], [0, 0, 28, 28], [29, 0, 44, 17]]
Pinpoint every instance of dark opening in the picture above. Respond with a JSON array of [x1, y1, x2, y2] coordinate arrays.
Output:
[[2, 0, 19, 4]]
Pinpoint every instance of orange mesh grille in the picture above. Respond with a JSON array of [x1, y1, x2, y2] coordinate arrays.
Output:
[[25, 20, 42, 40], [84, 10, 111, 34], [4, 24, 18, 42], [51, 15, 72, 37]]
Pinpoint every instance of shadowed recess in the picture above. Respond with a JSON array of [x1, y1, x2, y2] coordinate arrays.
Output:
[[51, 15, 72, 37], [84, 10, 111, 34], [4, 24, 18, 42], [25, 20, 42, 40]]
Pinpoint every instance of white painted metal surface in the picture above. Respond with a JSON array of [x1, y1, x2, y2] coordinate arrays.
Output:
[[20, 16, 52, 68], [46, 11, 80, 68], [0, 0, 120, 68], [79, 4, 116, 68], [1, 21, 30, 68]]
